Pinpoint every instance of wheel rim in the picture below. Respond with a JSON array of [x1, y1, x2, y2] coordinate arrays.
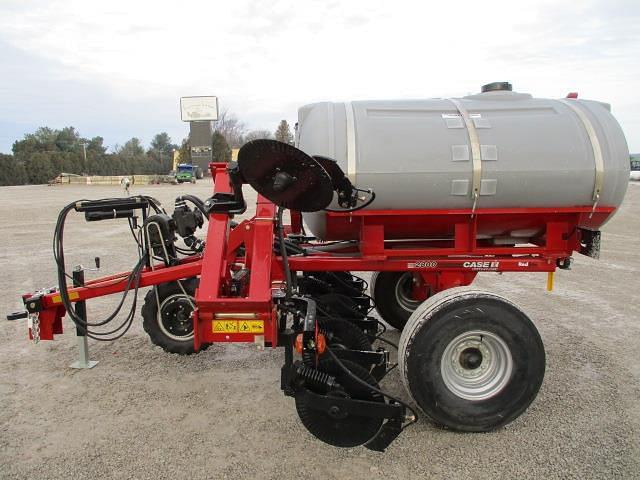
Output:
[[158, 293, 195, 341], [440, 330, 513, 401], [394, 273, 422, 312]]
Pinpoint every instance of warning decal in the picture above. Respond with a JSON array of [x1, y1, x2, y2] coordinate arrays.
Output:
[[238, 320, 264, 333], [211, 320, 264, 334], [212, 321, 239, 333]]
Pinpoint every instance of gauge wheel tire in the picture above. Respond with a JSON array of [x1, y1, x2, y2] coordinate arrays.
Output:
[[399, 287, 545, 432], [371, 271, 424, 331], [141, 278, 208, 355]]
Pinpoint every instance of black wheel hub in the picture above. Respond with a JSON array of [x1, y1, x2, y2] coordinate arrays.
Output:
[[160, 297, 194, 337], [326, 391, 350, 420], [460, 347, 483, 370]]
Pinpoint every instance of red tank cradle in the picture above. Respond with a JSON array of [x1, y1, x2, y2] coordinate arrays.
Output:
[[22, 162, 613, 350]]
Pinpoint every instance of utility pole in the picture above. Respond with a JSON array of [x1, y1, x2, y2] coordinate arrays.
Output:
[[81, 143, 87, 174]]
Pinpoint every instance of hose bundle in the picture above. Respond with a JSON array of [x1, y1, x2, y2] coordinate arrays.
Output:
[[52, 196, 161, 341]]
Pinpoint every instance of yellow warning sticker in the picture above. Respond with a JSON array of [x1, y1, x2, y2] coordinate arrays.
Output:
[[212, 321, 239, 333], [238, 320, 264, 333], [211, 320, 264, 334], [51, 291, 80, 304]]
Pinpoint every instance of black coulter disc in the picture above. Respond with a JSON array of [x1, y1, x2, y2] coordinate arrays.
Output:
[[295, 359, 384, 447], [318, 317, 372, 352], [237, 140, 334, 212]]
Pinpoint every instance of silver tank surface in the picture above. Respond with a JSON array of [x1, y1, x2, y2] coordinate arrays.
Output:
[[297, 85, 629, 239]]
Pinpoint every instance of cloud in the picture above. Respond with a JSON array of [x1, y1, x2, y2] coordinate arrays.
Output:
[[0, 0, 639, 152], [0, 39, 188, 152]]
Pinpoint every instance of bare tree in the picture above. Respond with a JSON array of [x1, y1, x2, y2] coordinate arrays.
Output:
[[244, 129, 274, 143], [215, 109, 247, 148]]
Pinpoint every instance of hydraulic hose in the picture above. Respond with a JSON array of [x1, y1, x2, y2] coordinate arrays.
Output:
[[276, 206, 293, 299], [176, 194, 209, 219], [53, 199, 149, 341]]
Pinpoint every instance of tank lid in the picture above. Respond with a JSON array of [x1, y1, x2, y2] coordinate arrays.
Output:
[[481, 82, 513, 93]]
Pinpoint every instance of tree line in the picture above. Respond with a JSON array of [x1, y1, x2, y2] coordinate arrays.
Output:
[[0, 113, 295, 186]]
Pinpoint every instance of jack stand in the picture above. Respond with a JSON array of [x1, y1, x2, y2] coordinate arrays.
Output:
[[70, 334, 98, 369], [70, 266, 98, 369]]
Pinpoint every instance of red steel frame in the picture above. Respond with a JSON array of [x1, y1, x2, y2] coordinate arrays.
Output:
[[23, 162, 615, 350]]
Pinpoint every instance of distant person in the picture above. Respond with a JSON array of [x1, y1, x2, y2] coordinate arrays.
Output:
[[121, 176, 131, 196]]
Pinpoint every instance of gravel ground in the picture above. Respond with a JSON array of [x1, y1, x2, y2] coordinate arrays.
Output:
[[1, 181, 639, 480]]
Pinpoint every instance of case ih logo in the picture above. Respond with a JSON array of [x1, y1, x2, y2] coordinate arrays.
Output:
[[462, 261, 500, 270]]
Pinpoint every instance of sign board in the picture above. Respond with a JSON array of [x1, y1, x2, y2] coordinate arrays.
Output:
[[180, 96, 219, 121]]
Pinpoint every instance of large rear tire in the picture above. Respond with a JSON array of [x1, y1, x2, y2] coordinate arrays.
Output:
[[399, 287, 545, 432], [141, 278, 208, 355], [371, 272, 424, 330]]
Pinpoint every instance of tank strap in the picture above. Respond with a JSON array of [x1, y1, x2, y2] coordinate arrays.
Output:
[[449, 98, 481, 214], [344, 102, 357, 183], [558, 99, 604, 213]]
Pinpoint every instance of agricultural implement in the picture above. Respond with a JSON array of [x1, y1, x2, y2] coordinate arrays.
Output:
[[9, 135, 618, 450]]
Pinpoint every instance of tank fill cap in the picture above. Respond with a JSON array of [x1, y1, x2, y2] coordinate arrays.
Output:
[[481, 82, 513, 93]]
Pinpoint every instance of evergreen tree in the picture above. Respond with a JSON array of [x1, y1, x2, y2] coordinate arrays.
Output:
[[148, 132, 178, 173], [274, 120, 294, 144], [88, 136, 107, 155], [178, 137, 191, 166], [25, 152, 56, 184], [211, 131, 232, 162], [55, 127, 80, 152], [0, 154, 27, 186], [3, 116, 265, 185]]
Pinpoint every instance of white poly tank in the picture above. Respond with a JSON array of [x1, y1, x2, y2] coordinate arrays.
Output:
[[297, 83, 629, 240]]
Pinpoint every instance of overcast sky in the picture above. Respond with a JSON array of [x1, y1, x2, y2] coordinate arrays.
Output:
[[1, 0, 639, 153]]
